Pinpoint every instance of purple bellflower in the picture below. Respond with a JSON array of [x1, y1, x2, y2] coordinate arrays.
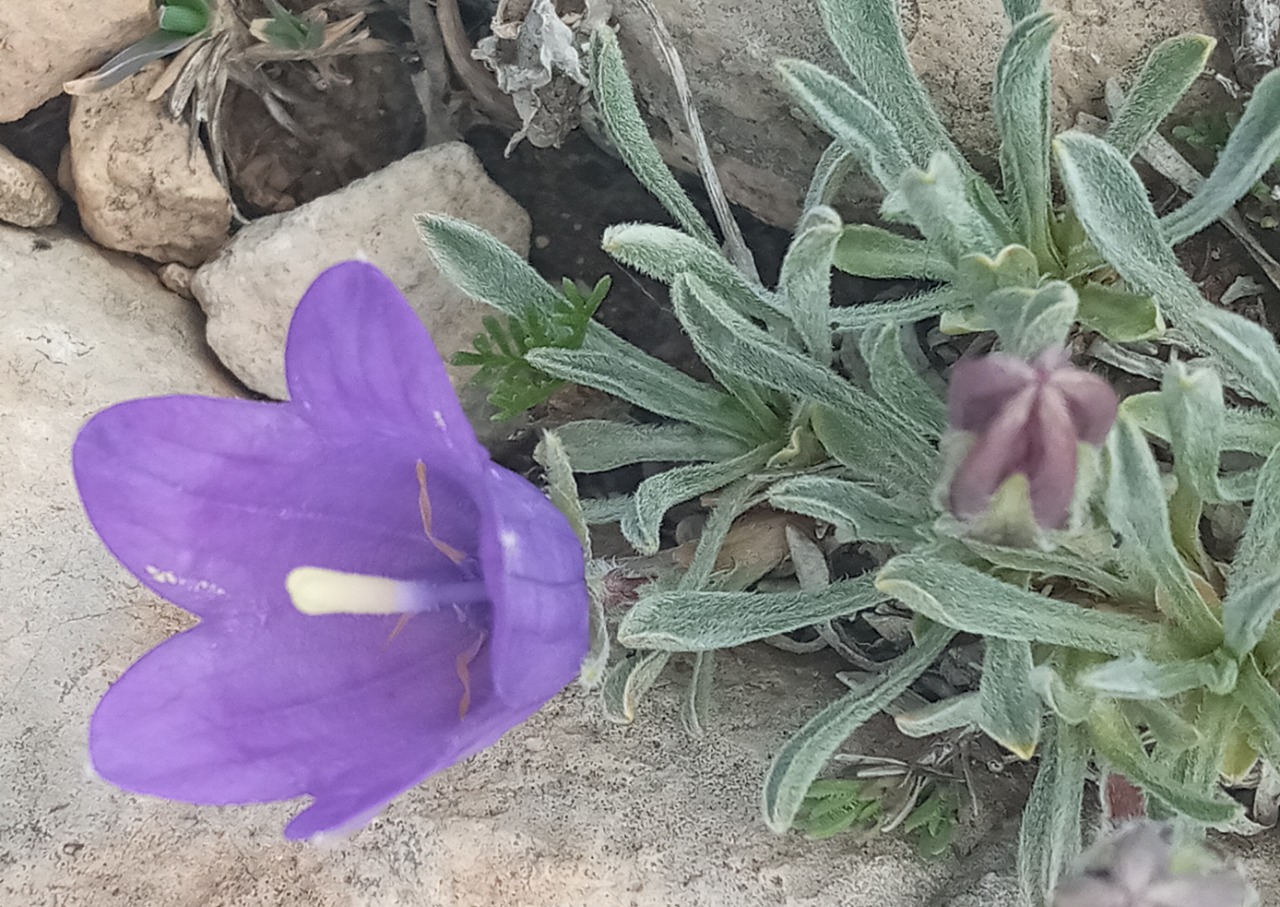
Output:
[[946, 348, 1118, 531], [73, 261, 588, 840]]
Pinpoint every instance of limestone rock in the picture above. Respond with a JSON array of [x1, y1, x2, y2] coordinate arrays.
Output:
[[191, 142, 530, 421], [0, 0, 154, 122], [613, 0, 1224, 227], [68, 64, 231, 266], [0, 144, 60, 227]]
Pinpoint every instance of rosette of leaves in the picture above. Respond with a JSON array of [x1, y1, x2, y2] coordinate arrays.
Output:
[[423, 1, 1280, 903]]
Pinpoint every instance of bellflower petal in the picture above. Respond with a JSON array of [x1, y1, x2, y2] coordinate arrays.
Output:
[[946, 348, 1118, 531], [74, 261, 589, 839]]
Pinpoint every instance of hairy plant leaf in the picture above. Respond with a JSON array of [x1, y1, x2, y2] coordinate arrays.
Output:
[[804, 142, 859, 212], [993, 12, 1057, 266], [1223, 575, 1280, 659], [619, 576, 888, 651], [1238, 660, 1280, 770], [1029, 665, 1094, 725], [601, 650, 672, 724], [979, 638, 1042, 758], [780, 206, 841, 364], [418, 215, 565, 317], [812, 0, 959, 168], [1073, 283, 1163, 342], [876, 552, 1155, 655], [776, 59, 913, 193], [553, 419, 748, 473], [1106, 35, 1215, 158], [589, 27, 717, 247], [861, 323, 948, 436], [681, 651, 715, 737], [895, 692, 980, 737], [884, 153, 1006, 262], [1078, 653, 1237, 699], [1234, 444, 1280, 598], [830, 286, 955, 332], [767, 474, 927, 546], [762, 622, 955, 832], [672, 273, 934, 485], [1161, 69, 1280, 243], [620, 444, 778, 554], [1016, 718, 1087, 905], [535, 430, 589, 556], [1086, 700, 1242, 823], [833, 223, 952, 280]]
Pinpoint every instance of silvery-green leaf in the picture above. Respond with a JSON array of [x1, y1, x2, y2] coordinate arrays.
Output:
[[619, 576, 888, 651], [779, 206, 841, 364], [1085, 700, 1242, 823], [1161, 69, 1280, 244], [579, 577, 610, 688], [804, 142, 859, 212], [588, 27, 717, 247], [1104, 417, 1221, 640], [63, 30, 199, 95], [861, 323, 948, 436], [620, 444, 778, 555], [529, 329, 759, 442], [601, 650, 672, 724], [1017, 718, 1088, 904], [1074, 283, 1163, 342], [676, 477, 762, 592], [1105, 35, 1215, 158], [812, 0, 959, 168], [681, 651, 715, 737], [762, 622, 955, 832], [895, 692, 980, 737], [767, 474, 927, 547], [1079, 653, 1238, 699], [602, 223, 783, 321], [1185, 305, 1280, 411], [1222, 575, 1280, 658], [776, 59, 913, 193], [1124, 699, 1203, 752], [553, 419, 749, 472], [979, 282, 1079, 359], [580, 495, 630, 524], [1234, 444, 1280, 595], [1003, 0, 1041, 21], [833, 223, 952, 280], [418, 214, 564, 318], [1030, 665, 1094, 725], [1238, 660, 1280, 770], [1162, 360, 1227, 504], [979, 637, 1042, 759], [535, 430, 590, 555], [1122, 392, 1280, 458], [876, 552, 1155, 655], [993, 12, 1057, 266], [829, 286, 955, 332], [672, 274, 935, 485], [883, 153, 1005, 261], [961, 538, 1127, 599]]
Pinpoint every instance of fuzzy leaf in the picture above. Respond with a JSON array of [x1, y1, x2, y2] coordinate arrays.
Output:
[[993, 12, 1057, 265], [979, 637, 1042, 758], [1162, 360, 1227, 504], [813, 0, 959, 168], [672, 273, 935, 485], [1106, 35, 1215, 158], [833, 223, 952, 280], [1016, 718, 1087, 904], [767, 474, 927, 547], [780, 206, 842, 364], [883, 153, 1005, 262], [762, 622, 956, 832], [895, 692, 980, 737], [1161, 69, 1280, 243], [861, 323, 948, 436], [1238, 660, 1280, 770], [830, 287, 955, 332], [1074, 283, 1163, 342], [620, 445, 777, 554], [553, 420, 748, 472], [1223, 576, 1280, 659], [601, 650, 672, 724], [876, 552, 1155, 655], [776, 59, 913, 193], [418, 215, 564, 317], [804, 142, 859, 212], [681, 651, 715, 737], [1078, 653, 1237, 699], [589, 28, 717, 247], [1234, 444, 1280, 595], [534, 430, 590, 556], [619, 576, 888, 651]]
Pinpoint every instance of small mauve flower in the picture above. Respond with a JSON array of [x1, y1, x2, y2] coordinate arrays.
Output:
[[73, 261, 588, 840], [947, 348, 1118, 530]]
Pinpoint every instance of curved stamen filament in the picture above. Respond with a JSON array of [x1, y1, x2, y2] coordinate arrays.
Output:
[[286, 567, 487, 616]]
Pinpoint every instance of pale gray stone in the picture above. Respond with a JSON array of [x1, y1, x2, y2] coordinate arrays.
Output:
[[0, 143, 60, 227], [191, 142, 530, 417], [0, 0, 153, 122], [68, 64, 232, 267]]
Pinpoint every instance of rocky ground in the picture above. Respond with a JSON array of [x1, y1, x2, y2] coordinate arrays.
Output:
[[3, 0, 1280, 904]]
